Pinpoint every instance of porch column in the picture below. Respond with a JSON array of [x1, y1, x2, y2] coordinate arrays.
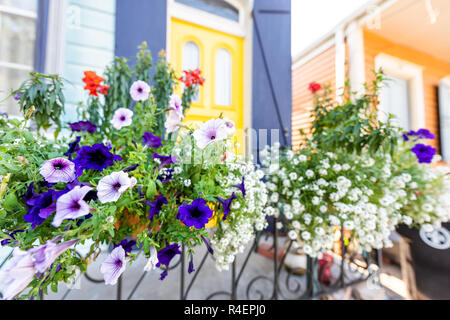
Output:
[[346, 22, 366, 97]]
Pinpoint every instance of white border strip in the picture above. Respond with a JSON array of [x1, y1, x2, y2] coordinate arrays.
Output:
[[169, 1, 245, 37], [0, 61, 33, 71], [0, 5, 37, 19]]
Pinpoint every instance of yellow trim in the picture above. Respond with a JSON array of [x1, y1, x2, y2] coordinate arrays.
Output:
[[170, 17, 245, 153]]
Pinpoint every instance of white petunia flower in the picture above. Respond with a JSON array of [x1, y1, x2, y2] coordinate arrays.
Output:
[[111, 108, 133, 130], [193, 118, 228, 149], [97, 171, 133, 204]]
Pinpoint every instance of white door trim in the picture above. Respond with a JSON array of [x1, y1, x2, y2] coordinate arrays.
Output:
[[45, 0, 68, 75], [167, 0, 245, 38], [375, 53, 426, 130]]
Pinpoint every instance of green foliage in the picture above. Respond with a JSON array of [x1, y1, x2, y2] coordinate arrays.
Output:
[[0, 42, 251, 300], [309, 71, 399, 156], [15, 72, 65, 137], [152, 50, 177, 134]]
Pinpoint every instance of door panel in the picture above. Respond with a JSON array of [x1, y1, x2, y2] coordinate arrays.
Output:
[[170, 18, 244, 153]]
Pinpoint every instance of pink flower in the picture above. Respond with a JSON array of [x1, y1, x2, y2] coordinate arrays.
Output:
[[164, 111, 183, 134], [111, 108, 133, 130], [97, 171, 133, 204], [193, 118, 228, 149], [53, 186, 92, 227], [29, 238, 79, 274], [0, 248, 35, 300], [169, 95, 184, 120], [101, 246, 126, 285], [130, 80, 151, 102], [39, 157, 76, 184], [223, 118, 236, 135]]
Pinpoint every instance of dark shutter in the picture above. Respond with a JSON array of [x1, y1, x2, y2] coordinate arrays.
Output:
[[439, 81, 450, 162], [115, 0, 167, 62], [252, 0, 292, 149], [34, 0, 50, 73]]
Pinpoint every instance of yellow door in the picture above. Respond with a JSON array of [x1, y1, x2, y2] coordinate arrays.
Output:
[[170, 18, 244, 153]]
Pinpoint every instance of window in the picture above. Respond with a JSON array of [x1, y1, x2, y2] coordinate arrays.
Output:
[[380, 75, 411, 130], [375, 53, 426, 130], [182, 41, 200, 102], [215, 48, 231, 106], [175, 0, 239, 22], [0, 0, 38, 116], [182, 41, 199, 71]]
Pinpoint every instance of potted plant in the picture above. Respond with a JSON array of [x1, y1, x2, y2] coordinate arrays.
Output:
[[0, 43, 268, 300]]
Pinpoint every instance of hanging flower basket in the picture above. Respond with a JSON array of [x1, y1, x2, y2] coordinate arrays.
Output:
[[0, 43, 268, 300]]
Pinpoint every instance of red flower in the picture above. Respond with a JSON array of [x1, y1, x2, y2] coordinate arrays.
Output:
[[308, 82, 322, 94], [98, 85, 110, 96], [180, 69, 205, 88], [318, 253, 333, 285], [82, 71, 109, 96]]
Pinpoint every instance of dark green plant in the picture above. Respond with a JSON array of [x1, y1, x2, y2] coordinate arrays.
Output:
[[152, 50, 177, 134], [307, 70, 399, 156], [15, 73, 65, 137]]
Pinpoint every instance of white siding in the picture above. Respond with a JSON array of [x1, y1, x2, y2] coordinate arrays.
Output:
[[62, 0, 116, 122]]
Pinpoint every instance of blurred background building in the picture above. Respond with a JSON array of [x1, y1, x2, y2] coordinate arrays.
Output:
[[0, 0, 293, 155], [291, 0, 450, 163]]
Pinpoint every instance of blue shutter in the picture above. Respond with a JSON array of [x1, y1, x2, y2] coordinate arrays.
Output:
[[252, 0, 292, 148], [115, 0, 167, 62], [439, 81, 450, 162], [34, 0, 50, 73]]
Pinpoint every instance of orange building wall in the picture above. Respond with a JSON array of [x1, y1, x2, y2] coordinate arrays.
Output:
[[291, 45, 336, 149], [364, 29, 450, 152]]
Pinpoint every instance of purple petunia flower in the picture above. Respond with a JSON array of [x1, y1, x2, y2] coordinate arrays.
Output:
[[0, 248, 35, 300], [142, 132, 163, 149], [29, 238, 79, 274], [69, 121, 97, 134], [40, 157, 76, 184], [404, 129, 435, 141], [123, 164, 139, 173], [14, 92, 21, 101], [101, 246, 126, 285], [97, 171, 134, 204], [233, 177, 246, 198], [130, 80, 151, 102], [111, 108, 133, 130], [157, 169, 174, 184], [53, 186, 92, 227], [24, 189, 62, 228], [188, 251, 195, 274], [411, 144, 436, 164], [143, 195, 168, 222], [138, 185, 144, 199], [156, 244, 181, 280], [402, 134, 410, 142], [113, 239, 136, 255], [201, 236, 214, 256], [64, 136, 81, 160], [153, 153, 177, 169], [74, 144, 122, 172], [1, 230, 25, 246], [216, 192, 237, 221], [177, 198, 213, 230], [416, 129, 435, 140]]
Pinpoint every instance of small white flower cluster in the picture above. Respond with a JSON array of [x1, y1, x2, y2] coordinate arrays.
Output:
[[392, 155, 450, 232], [211, 157, 269, 271], [259, 145, 429, 257]]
